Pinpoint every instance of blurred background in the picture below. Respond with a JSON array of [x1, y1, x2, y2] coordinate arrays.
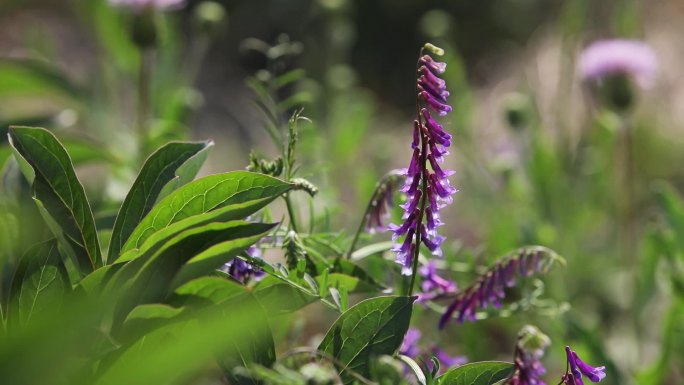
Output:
[[1, 0, 684, 384]]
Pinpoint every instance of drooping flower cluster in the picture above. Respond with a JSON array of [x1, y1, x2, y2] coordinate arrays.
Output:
[[417, 261, 457, 302], [220, 246, 265, 284], [399, 328, 467, 374], [109, 0, 186, 12], [561, 347, 606, 385], [507, 326, 550, 385], [390, 44, 456, 275], [579, 39, 658, 88], [439, 247, 559, 328], [365, 170, 404, 233]]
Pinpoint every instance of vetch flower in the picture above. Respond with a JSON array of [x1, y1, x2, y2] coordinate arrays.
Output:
[[579, 39, 658, 89], [399, 328, 422, 358], [438, 247, 561, 328], [417, 261, 457, 302], [389, 43, 456, 276], [220, 246, 265, 284], [109, 0, 186, 12], [561, 347, 606, 385], [506, 326, 550, 385], [365, 170, 404, 233], [430, 346, 467, 372]]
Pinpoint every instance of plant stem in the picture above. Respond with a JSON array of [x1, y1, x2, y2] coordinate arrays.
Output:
[[284, 193, 299, 233], [622, 115, 636, 263], [137, 48, 152, 162]]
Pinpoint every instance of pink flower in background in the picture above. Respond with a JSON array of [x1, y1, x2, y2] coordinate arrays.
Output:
[[579, 39, 658, 88], [109, 0, 186, 12]]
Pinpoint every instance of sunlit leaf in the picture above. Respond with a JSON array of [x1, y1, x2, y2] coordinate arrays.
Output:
[[108, 141, 213, 261], [9, 126, 101, 273], [318, 296, 415, 384]]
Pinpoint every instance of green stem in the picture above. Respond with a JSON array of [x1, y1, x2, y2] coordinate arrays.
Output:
[[284, 193, 299, 233]]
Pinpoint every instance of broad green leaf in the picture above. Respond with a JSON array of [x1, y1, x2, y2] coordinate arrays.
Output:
[[75, 263, 125, 296], [252, 276, 318, 315], [108, 141, 213, 261], [110, 221, 274, 328], [121, 171, 291, 254], [436, 361, 514, 385], [10, 240, 70, 327], [120, 303, 186, 344], [8, 126, 101, 273], [315, 273, 376, 294], [115, 196, 276, 263], [155, 141, 213, 203], [170, 276, 247, 306], [318, 296, 415, 384]]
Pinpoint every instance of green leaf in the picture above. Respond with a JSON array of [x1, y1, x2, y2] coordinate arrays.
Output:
[[121, 171, 291, 254], [252, 277, 318, 315], [170, 276, 247, 306], [10, 240, 70, 327], [316, 273, 376, 294], [318, 296, 416, 384], [110, 221, 274, 328], [108, 141, 213, 261], [436, 362, 514, 385], [116, 197, 277, 264], [8, 126, 101, 273]]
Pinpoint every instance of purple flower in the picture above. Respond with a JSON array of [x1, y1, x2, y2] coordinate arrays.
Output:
[[430, 346, 467, 372], [579, 39, 658, 88], [390, 44, 455, 275], [109, 0, 186, 12], [417, 261, 457, 302], [561, 347, 606, 385], [507, 326, 550, 385], [399, 328, 422, 358], [365, 171, 404, 233], [220, 246, 265, 284], [439, 248, 558, 329]]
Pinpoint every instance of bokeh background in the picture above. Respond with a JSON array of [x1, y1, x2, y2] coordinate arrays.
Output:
[[1, 0, 684, 384]]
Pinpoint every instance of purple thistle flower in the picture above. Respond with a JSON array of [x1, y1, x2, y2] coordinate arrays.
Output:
[[579, 39, 658, 88], [390, 44, 455, 276], [561, 347, 606, 385], [220, 246, 265, 284], [438, 248, 559, 329]]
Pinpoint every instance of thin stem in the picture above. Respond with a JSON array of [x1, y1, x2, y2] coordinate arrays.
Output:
[[344, 195, 375, 261], [284, 193, 299, 233], [622, 115, 636, 263], [137, 48, 152, 162]]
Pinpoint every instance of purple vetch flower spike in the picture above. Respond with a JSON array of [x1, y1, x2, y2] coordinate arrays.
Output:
[[389, 43, 454, 275], [364, 170, 404, 233], [109, 0, 186, 12], [561, 347, 606, 385], [579, 39, 658, 88], [506, 326, 550, 385], [438, 247, 562, 329]]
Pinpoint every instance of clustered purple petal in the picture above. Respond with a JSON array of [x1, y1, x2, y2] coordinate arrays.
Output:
[[399, 328, 467, 374], [438, 249, 549, 328], [579, 39, 658, 88], [508, 349, 547, 385], [390, 50, 456, 275], [417, 261, 457, 302], [109, 0, 186, 12], [220, 246, 265, 284], [562, 347, 606, 385]]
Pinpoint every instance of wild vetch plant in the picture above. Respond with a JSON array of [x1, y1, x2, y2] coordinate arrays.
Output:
[[0, 35, 610, 385]]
